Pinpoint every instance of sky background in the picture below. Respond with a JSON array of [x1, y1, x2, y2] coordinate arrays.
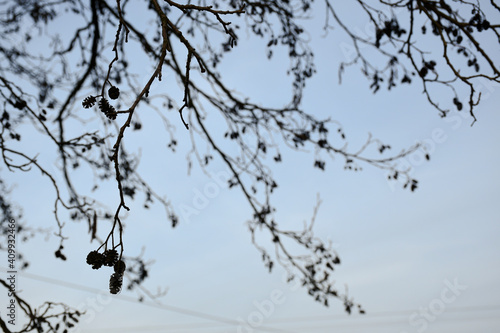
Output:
[[1, 1, 500, 333]]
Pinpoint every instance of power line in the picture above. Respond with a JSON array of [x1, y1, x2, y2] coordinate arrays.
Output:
[[81, 322, 229, 332], [2, 267, 500, 332], [0, 267, 297, 333], [261, 304, 500, 323], [288, 311, 500, 331], [87, 306, 500, 332]]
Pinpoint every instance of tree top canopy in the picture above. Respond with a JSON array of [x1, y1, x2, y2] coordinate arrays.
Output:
[[0, 1, 499, 330]]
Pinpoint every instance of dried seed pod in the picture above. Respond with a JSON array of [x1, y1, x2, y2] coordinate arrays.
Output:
[[103, 249, 118, 267], [109, 272, 123, 294], [98, 98, 115, 114], [86, 250, 104, 270], [98, 98, 117, 120], [82, 96, 97, 108], [114, 260, 126, 274], [108, 86, 120, 100]]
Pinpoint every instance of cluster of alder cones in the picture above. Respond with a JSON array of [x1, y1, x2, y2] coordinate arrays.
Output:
[[82, 86, 120, 120], [86, 249, 126, 294]]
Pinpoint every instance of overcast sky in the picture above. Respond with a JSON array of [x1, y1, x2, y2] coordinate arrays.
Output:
[[2, 2, 500, 333]]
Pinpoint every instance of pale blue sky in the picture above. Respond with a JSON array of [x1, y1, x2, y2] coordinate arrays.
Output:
[[2, 2, 500, 333]]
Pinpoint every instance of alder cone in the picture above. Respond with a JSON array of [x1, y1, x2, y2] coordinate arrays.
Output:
[[109, 272, 123, 294], [108, 86, 120, 100], [82, 95, 96, 108]]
